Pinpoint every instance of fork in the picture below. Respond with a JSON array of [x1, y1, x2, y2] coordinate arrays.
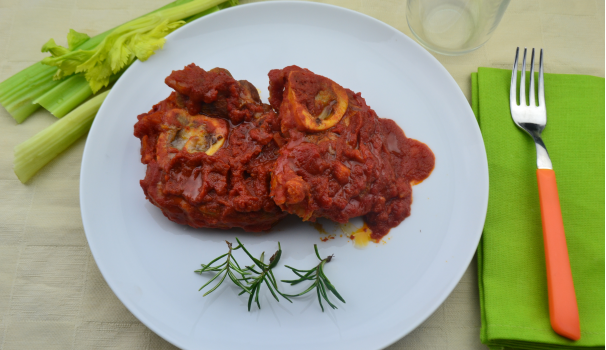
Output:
[[510, 47, 581, 341]]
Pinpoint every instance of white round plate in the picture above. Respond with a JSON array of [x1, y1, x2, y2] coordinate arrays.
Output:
[[80, 2, 488, 350]]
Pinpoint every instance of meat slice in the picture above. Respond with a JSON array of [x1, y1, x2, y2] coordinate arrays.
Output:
[[134, 65, 286, 232], [165, 64, 271, 124], [268, 66, 434, 240]]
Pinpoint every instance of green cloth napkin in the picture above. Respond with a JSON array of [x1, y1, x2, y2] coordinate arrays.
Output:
[[472, 67, 605, 350]]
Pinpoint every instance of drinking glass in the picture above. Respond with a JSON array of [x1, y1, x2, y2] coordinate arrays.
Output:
[[406, 0, 510, 55]]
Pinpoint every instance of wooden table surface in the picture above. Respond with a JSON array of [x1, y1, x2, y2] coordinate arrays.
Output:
[[0, 0, 603, 349]]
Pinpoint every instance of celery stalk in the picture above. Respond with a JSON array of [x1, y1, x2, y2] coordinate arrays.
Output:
[[183, 3, 221, 22], [0, 0, 205, 123], [32, 75, 91, 118], [34, 72, 122, 118], [0, 63, 57, 123], [13, 90, 109, 183]]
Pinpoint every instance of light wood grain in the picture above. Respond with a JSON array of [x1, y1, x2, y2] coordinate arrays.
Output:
[[0, 0, 603, 349]]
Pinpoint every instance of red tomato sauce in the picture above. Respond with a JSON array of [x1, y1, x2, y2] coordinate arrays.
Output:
[[134, 64, 434, 240]]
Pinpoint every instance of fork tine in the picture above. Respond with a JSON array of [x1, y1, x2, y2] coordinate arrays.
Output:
[[528, 48, 536, 107], [520, 48, 527, 106], [538, 49, 545, 107], [510, 47, 519, 107]]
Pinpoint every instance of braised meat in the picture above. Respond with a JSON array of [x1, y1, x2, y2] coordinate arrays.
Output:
[[268, 66, 434, 240], [134, 64, 434, 238], [134, 65, 285, 232]]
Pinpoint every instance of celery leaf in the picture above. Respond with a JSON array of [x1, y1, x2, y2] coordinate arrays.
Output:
[[41, 15, 186, 93], [41, 39, 70, 57], [67, 29, 90, 50]]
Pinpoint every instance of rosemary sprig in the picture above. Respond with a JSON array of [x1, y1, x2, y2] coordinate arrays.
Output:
[[234, 238, 293, 311], [194, 240, 251, 296], [282, 244, 345, 311]]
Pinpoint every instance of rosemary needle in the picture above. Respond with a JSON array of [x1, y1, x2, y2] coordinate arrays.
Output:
[[282, 244, 345, 311], [194, 240, 251, 297], [234, 238, 292, 311], [195, 238, 292, 311]]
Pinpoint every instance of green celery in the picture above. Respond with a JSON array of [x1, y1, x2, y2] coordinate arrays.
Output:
[[33, 3, 225, 119], [13, 90, 109, 183], [41, 0, 229, 93], [182, 3, 221, 22], [32, 75, 91, 118], [34, 72, 122, 118], [0, 0, 205, 123], [0, 63, 58, 123]]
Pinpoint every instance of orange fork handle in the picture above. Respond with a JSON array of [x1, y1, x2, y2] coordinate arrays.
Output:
[[536, 169, 581, 341]]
